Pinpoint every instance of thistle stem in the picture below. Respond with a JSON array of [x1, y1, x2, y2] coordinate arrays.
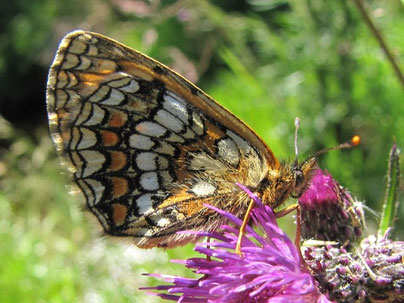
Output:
[[352, 0, 404, 89]]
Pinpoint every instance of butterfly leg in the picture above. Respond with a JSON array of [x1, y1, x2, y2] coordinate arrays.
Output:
[[274, 203, 299, 218], [235, 197, 256, 256], [294, 204, 302, 247], [294, 205, 309, 267], [206, 237, 211, 261], [275, 203, 306, 264]]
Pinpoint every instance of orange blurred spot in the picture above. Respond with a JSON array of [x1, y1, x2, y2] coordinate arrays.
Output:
[[97, 68, 114, 75], [112, 203, 128, 226], [351, 135, 360, 146], [80, 73, 105, 84], [127, 99, 147, 112], [109, 151, 127, 171], [101, 130, 119, 146], [108, 111, 127, 127], [111, 177, 128, 198]]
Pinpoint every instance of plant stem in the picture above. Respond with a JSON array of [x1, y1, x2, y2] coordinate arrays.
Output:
[[352, 0, 404, 89]]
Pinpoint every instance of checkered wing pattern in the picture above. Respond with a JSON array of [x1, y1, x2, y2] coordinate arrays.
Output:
[[47, 31, 283, 248]]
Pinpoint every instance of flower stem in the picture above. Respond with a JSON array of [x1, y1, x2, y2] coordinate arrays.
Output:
[[378, 143, 401, 238], [352, 0, 404, 89]]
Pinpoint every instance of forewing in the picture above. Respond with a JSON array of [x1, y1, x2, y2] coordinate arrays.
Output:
[[46, 31, 278, 247]]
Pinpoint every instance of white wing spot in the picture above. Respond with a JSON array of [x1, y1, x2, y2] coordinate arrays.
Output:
[[217, 137, 240, 166], [191, 112, 204, 135], [136, 194, 154, 215], [76, 128, 97, 149], [108, 75, 140, 93], [163, 93, 188, 123], [76, 150, 105, 177], [226, 130, 252, 154], [100, 88, 125, 105], [191, 181, 216, 196], [140, 172, 159, 191], [83, 104, 105, 126], [121, 79, 140, 93], [136, 121, 167, 137], [129, 134, 154, 150], [155, 109, 184, 133], [156, 217, 171, 227], [136, 152, 158, 171]]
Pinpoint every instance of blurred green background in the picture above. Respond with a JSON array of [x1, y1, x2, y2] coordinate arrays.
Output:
[[1, 0, 403, 302]]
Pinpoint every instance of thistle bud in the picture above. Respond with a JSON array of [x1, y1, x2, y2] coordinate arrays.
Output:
[[299, 169, 365, 247]]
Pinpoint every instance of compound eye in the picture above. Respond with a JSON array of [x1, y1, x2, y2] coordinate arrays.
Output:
[[295, 170, 304, 188]]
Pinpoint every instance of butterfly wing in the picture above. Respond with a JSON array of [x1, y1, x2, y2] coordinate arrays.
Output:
[[47, 30, 279, 248]]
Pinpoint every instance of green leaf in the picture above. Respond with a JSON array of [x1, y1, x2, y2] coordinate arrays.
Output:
[[378, 143, 401, 238]]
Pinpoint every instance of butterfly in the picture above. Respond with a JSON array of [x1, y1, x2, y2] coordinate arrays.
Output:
[[46, 30, 317, 250]]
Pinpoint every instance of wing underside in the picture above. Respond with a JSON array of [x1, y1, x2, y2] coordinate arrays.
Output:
[[46, 31, 275, 247]]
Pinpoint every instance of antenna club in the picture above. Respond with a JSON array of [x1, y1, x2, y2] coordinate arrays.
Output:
[[351, 135, 361, 146], [295, 117, 300, 127]]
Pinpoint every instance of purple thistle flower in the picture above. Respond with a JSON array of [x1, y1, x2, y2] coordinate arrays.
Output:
[[299, 167, 404, 302], [303, 234, 404, 302], [303, 244, 367, 302], [360, 234, 404, 302], [142, 184, 332, 303], [298, 169, 365, 246]]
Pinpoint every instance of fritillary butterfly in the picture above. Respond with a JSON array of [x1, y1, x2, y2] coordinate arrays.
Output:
[[46, 31, 316, 249]]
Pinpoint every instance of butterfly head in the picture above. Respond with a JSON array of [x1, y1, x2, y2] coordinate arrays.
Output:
[[289, 134, 361, 200], [290, 156, 317, 199]]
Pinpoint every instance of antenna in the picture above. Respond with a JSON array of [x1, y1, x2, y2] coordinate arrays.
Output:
[[307, 135, 360, 160], [292, 117, 360, 167], [294, 117, 300, 166]]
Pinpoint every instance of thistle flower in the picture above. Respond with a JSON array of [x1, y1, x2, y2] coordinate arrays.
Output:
[[302, 234, 404, 303], [298, 169, 365, 246], [142, 184, 331, 303], [303, 244, 366, 302], [360, 235, 404, 302], [299, 167, 403, 302]]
